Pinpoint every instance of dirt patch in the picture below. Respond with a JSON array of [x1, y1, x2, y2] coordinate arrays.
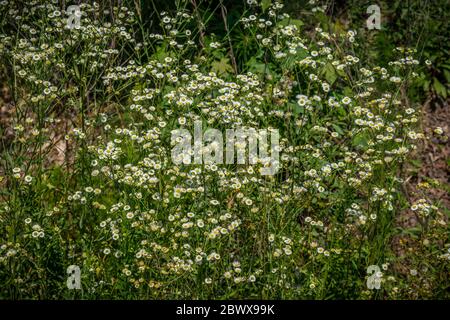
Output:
[[403, 99, 450, 215]]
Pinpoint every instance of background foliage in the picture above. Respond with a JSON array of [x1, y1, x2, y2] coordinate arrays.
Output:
[[0, 0, 448, 299]]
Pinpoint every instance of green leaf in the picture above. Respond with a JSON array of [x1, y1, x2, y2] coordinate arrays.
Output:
[[211, 57, 234, 76], [261, 0, 271, 12], [246, 57, 266, 73], [290, 102, 303, 114], [332, 124, 344, 135], [352, 131, 369, 148], [46, 183, 56, 190], [343, 86, 353, 97], [323, 63, 337, 85], [410, 159, 422, 168], [443, 70, 450, 83], [152, 43, 170, 61], [278, 18, 303, 29], [433, 78, 447, 98], [289, 19, 304, 29]]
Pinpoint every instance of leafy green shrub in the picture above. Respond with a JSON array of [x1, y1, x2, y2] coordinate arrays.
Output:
[[0, 0, 448, 299]]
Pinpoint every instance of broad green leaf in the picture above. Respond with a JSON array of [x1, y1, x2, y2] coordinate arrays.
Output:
[[261, 0, 271, 12], [290, 102, 303, 114], [332, 124, 344, 135], [443, 69, 450, 83], [433, 78, 447, 98], [278, 18, 303, 29], [352, 131, 369, 148], [323, 63, 337, 85], [343, 86, 353, 97], [211, 57, 234, 76]]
